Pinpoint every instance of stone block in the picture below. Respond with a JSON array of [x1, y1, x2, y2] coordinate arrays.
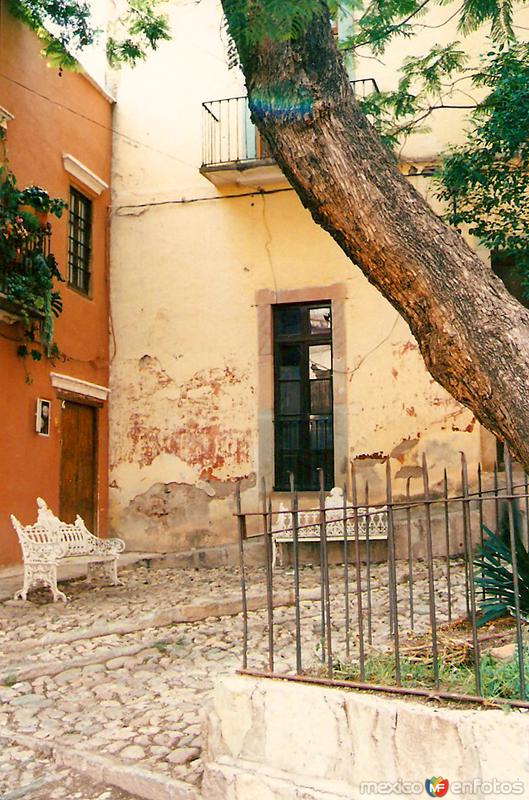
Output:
[[204, 675, 529, 800]]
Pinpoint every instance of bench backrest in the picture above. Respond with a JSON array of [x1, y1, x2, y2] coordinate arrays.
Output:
[[36, 498, 99, 556], [57, 522, 97, 556], [272, 487, 388, 536], [11, 515, 67, 562]]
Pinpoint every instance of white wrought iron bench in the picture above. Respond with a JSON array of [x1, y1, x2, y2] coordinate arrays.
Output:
[[11, 498, 125, 602], [271, 487, 388, 567]]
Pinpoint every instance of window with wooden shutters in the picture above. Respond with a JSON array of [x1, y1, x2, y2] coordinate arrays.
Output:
[[68, 188, 92, 294], [273, 303, 334, 490]]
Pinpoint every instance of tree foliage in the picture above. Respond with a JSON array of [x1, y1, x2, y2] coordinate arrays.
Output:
[[6, 0, 529, 297], [7, 0, 170, 69], [437, 43, 529, 296]]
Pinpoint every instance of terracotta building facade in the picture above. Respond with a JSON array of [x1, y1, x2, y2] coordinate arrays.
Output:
[[0, 4, 113, 565]]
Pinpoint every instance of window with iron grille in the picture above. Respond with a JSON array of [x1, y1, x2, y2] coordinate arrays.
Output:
[[68, 188, 92, 294], [273, 302, 334, 491]]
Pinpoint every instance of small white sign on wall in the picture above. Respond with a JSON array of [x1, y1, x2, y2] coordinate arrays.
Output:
[[36, 399, 51, 436]]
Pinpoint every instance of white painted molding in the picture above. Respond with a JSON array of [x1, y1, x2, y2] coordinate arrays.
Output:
[[63, 154, 108, 196], [0, 105, 14, 130], [50, 372, 110, 401]]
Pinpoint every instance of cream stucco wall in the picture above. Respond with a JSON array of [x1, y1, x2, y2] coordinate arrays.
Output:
[[108, 1, 513, 553]]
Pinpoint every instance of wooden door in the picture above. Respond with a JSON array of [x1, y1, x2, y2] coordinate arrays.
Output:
[[60, 400, 97, 531]]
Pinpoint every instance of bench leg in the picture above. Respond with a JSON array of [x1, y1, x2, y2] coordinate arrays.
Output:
[[106, 558, 123, 587], [14, 563, 66, 603], [48, 565, 67, 603], [272, 538, 278, 570], [87, 559, 123, 586]]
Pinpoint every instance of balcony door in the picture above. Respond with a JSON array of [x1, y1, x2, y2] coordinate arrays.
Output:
[[273, 302, 334, 491]]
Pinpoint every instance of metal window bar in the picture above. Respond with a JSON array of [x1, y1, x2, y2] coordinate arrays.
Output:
[[236, 449, 529, 706], [201, 79, 380, 168], [68, 188, 92, 294]]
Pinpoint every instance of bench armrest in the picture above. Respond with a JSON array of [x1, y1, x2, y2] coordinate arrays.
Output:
[[75, 517, 125, 555]]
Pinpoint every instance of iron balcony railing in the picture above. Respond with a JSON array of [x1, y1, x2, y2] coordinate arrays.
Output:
[[0, 227, 51, 297], [201, 78, 379, 168]]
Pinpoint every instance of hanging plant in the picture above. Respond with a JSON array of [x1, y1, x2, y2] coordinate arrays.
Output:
[[0, 165, 66, 355]]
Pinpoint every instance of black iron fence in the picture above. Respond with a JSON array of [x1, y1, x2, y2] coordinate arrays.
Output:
[[202, 78, 379, 168], [235, 449, 529, 708]]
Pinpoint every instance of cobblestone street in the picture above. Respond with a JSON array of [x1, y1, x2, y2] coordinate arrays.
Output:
[[0, 559, 467, 799]]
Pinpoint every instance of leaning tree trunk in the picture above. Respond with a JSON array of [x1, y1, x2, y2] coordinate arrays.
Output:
[[222, 1, 529, 470]]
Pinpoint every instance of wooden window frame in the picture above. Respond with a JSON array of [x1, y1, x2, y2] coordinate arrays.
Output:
[[273, 301, 334, 491], [68, 187, 93, 296]]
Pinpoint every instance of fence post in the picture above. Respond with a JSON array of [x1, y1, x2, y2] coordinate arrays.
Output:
[[261, 477, 274, 674], [351, 463, 366, 679], [422, 454, 439, 689], [523, 472, 529, 550], [406, 477, 415, 631], [386, 459, 401, 685], [289, 472, 303, 675], [443, 469, 453, 620], [477, 463, 485, 602], [364, 481, 373, 645], [318, 469, 333, 678], [505, 448, 526, 700], [342, 480, 351, 660], [235, 481, 248, 670], [461, 452, 482, 696]]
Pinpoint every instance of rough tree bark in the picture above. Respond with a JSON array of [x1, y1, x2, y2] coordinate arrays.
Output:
[[221, 1, 529, 470]]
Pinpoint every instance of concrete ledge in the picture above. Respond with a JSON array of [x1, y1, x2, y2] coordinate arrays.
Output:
[[149, 539, 266, 570], [1, 729, 198, 800], [55, 746, 199, 800], [203, 675, 529, 800]]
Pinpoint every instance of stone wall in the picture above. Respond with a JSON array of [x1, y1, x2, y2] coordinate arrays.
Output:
[[202, 675, 529, 800]]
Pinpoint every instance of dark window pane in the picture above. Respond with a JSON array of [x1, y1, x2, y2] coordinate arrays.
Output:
[[276, 419, 301, 451], [276, 454, 299, 490], [310, 416, 333, 450], [279, 382, 301, 414], [310, 380, 332, 414], [277, 306, 301, 335], [309, 344, 332, 380], [279, 344, 301, 380], [310, 306, 332, 334]]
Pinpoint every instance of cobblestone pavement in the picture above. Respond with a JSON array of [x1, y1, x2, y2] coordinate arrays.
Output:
[[0, 558, 467, 798], [0, 738, 135, 800]]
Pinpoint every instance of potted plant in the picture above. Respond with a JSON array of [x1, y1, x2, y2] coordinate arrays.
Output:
[[18, 185, 67, 227]]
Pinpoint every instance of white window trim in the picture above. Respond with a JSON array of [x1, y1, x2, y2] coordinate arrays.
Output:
[[63, 154, 108, 196], [50, 372, 110, 401]]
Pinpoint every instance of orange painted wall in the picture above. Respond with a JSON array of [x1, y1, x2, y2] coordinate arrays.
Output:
[[0, 6, 113, 564]]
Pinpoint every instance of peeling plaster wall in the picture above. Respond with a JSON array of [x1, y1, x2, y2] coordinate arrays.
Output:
[[108, 2, 514, 553]]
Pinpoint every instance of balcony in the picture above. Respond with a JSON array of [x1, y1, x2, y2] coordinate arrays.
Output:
[[0, 228, 52, 323], [200, 78, 379, 187]]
